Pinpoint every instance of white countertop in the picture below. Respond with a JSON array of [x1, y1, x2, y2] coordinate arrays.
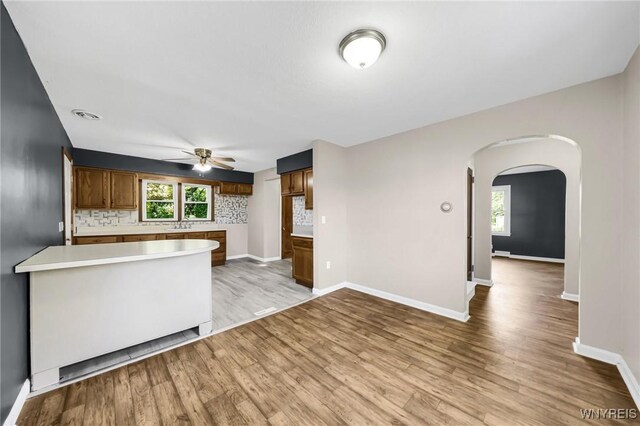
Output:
[[74, 225, 226, 237], [15, 240, 220, 273], [291, 233, 313, 238]]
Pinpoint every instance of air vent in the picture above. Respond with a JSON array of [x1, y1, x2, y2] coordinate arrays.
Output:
[[72, 109, 102, 120]]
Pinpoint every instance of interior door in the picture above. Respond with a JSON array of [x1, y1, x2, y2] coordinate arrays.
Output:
[[63, 149, 73, 245], [281, 196, 293, 259], [467, 167, 473, 281]]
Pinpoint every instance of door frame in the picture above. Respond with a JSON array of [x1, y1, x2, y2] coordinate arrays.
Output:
[[281, 195, 293, 259]]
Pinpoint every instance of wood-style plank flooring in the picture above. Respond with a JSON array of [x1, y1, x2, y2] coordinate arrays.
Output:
[[19, 258, 638, 425]]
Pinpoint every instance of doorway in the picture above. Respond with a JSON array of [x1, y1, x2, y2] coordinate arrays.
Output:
[[62, 148, 73, 245]]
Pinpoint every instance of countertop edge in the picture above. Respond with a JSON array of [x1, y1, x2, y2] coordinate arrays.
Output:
[[291, 233, 313, 239], [74, 228, 228, 237], [15, 241, 220, 273]]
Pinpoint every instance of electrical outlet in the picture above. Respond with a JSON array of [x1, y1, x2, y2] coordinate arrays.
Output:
[[321, 216, 327, 224], [326, 261, 331, 269], [58, 222, 64, 232]]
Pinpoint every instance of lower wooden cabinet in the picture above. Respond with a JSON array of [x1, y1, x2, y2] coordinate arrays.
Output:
[[291, 236, 313, 287], [73, 230, 227, 267]]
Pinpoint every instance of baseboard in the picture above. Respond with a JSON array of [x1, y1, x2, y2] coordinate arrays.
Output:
[[466, 281, 476, 301], [3, 379, 30, 426], [473, 277, 494, 287], [573, 337, 640, 409], [346, 282, 470, 322], [246, 254, 281, 262], [312, 282, 347, 296], [618, 358, 640, 409], [561, 291, 580, 302], [226, 254, 248, 260], [508, 254, 565, 263]]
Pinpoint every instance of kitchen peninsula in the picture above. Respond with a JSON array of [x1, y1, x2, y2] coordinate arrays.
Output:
[[15, 239, 218, 391]]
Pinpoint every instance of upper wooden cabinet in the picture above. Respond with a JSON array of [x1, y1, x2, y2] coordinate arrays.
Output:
[[304, 169, 313, 210], [220, 181, 253, 196], [75, 167, 138, 210], [75, 168, 110, 209], [110, 171, 138, 209], [280, 169, 305, 196]]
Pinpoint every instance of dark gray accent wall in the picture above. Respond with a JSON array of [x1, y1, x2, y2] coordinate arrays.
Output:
[[73, 148, 253, 184], [492, 170, 566, 259], [1, 3, 74, 422], [276, 149, 312, 174]]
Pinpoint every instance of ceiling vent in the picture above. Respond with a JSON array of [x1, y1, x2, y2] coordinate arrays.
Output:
[[72, 109, 102, 120]]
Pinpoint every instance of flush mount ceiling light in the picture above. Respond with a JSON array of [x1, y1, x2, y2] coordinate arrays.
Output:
[[71, 109, 102, 120], [339, 28, 386, 69]]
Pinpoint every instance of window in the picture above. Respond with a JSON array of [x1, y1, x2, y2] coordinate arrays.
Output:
[[182, 183, 212, 221], [491, 185, 511, 236], [142, 180, 178, 221]]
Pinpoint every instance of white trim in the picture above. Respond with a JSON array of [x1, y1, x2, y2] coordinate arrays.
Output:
[[573, 337, 622, 365], [466, 281, 476, 302], [618, 358, 640, 409], [226, 254, 249, 260], [312, 282, 347, 296], [346, 282, 469, 322], [573, 337, 640, 409], [493, 250, 511, 257], [141, 180, 178, 222], [3, 379, 30, 426], [509, 254, 564, 263], [182, 183, 212, 221], [312, 281, 470, 322], [246, 254, 282, 262], [473, 277, 494, 287], [561, 291, 579, 302]]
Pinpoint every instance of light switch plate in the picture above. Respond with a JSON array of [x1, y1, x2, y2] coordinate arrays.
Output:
[[58, 222, 64, 232], [326, 261, 331, 269], [321, 216, 326, 224]]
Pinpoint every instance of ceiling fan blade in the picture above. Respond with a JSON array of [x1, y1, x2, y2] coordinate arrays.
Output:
[[181, 150, 197, 157], [208, 159, 234, 170], [162, 157, 196, 161], [211, 156, 236, 162]]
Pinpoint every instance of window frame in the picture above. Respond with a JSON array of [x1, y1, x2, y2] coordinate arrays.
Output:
[[141, 179, 178, 222], [182, 183, 212, 221], [491, 185, 511, 237]]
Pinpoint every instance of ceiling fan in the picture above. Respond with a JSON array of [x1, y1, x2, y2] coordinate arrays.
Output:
[[163, 148, 235, 171]]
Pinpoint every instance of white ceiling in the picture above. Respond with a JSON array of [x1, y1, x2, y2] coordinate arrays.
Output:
[[5, 1, 640, 172]]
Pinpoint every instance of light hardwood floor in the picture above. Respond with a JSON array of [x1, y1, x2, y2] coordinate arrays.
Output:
[[18, 258, 637, 425]]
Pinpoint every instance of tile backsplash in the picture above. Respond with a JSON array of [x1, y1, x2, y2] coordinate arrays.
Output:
[[75, 194, 248, 227], [293, 196, 313, 226]]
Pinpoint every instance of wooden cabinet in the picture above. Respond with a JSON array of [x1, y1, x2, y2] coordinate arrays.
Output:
[[280, 169, 307, 196], [187, 232, 206, 239], [165, 233, 187, 240], [220, 181, 253, 196], [74, 167, 138, 210], [207, 231, 227, 266], [110, 171, 138, 209], [291, 236, 313, 287], [74, 236, 119, 245], [75, 168, 110, 209], [122, 234, 163, 242], [304, 169, 313, 210]]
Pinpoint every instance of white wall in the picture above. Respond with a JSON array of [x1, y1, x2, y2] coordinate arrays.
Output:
[[224, 224, 249, 258], [473, 138, 581, 296], [341, 74, 624, 353], [313, 140, 348, 290], [247, 168, 281, 260], [622, 46, 640, 383]]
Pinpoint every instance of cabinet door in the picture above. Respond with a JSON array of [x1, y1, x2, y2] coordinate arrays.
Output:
[[220, 182, 238, 195], [280, 174, 291, 195], [290, 171, 304, 195], [237, 183, 253, 196], [206, 231, 226, 266], [304, 169, 313, 210], [187, 232, 206, 239], [110, 171, 138, 210], [122, 234, 159, 242], [75, 168, 109, 209], [74, 236, 119, 245], [291, 237, 313, 287]]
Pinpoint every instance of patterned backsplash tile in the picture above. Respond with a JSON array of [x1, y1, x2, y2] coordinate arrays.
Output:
[[293, 196, 313, 226], [75, 193, 248, 227]]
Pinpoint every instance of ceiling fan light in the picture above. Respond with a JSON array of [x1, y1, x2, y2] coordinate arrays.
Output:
[[339, 29, 386, 69], [193, 163, 212, 172]]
